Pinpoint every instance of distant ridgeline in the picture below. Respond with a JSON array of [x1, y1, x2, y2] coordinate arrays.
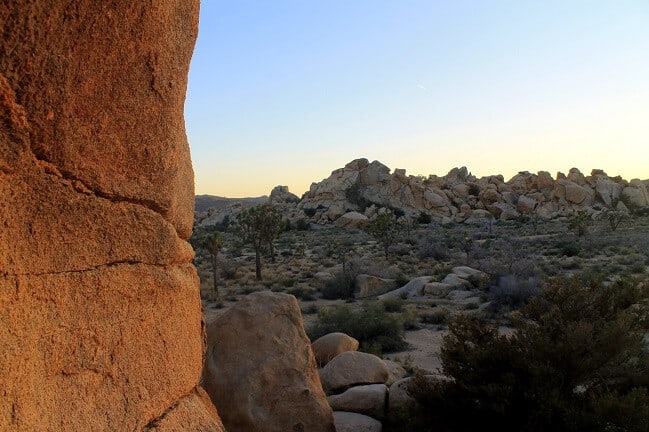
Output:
[[195, 158, 649, 228]]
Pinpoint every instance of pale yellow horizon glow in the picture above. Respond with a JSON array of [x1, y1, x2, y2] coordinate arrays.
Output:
[[188, 3, 649, 199]]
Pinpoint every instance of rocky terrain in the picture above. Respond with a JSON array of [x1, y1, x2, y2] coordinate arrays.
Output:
[[197, 158, 649, 231], [3, 4, 646, 431], [1, 3, 225, 430], [194, 159, 649, 430]]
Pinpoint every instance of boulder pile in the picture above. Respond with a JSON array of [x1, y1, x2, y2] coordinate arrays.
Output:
[[312, 332, 415, 432], [299, 158, 647, 224]]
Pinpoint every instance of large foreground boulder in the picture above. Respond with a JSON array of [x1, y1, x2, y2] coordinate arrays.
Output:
[[1, 2, 223, 430], [203, 291, 335, 432]]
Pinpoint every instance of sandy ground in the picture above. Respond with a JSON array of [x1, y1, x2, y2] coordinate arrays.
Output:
[[384, 328, 447, 374]]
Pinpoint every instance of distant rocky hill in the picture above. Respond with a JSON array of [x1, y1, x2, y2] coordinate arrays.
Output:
[[196, 158, 649, 227], [195, 194, 267, 212]]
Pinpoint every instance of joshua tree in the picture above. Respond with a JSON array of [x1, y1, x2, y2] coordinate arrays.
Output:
[[459, 231, 474, 264], [603, 209, 627, 232], [235, 204, 282, 280], [568, 209, 593, 237], [365, 210, 399, 259], [201, 232, 222, 297]]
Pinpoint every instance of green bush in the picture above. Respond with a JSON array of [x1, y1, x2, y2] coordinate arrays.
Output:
[[487, 274, 541, 312], [395, 274, 410, 287], [419, 308, 449, 325], [407, 276, 649, 432], [286, 286, 315, 301], [382, 297, 405, 312], [281, 277, 296, 287], [417, 212, 432, 224], [294, 218, 311, 230], [557, 239, 581, 256], [308, 302, 407, 353], [321, 271, 356, 300], [417, 238, 450, 261]]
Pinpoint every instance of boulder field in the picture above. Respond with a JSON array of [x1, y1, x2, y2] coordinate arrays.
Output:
[[300, 159, 648, 224], [196, 159, 649, 230]]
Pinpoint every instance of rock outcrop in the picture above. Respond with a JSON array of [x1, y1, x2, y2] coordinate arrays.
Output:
[[1, 3, 223, 430], [296, 159, 646, 225], [203, 291, 335, 432]]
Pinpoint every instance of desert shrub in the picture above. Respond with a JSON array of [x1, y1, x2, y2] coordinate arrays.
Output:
[[467, 183, 481, 196], [417, 237, 450, 261], [567, 209, 593, 237], [576, 266, 607, 285], [321, 270, 356, 300], [417, 212, 432, 224], [556, 239, 581, 257], [476, 238, 536, 284], [219, 259, 240, 280], [603, 209, 628, 231], [303, 207, 317, 217], [301, 304, 318, 315], [308, 302, 407, 353], [420, 308, 449, 325], [435, 265, 454, 279], [402, 307, 420, 330], [365, 211, 400, 258], [294, 218, 311, 230], [281, 277, 296, 287], [487, 274, 542, 312], [407, 276, 649, 432], [382, 297, 405, 312], [345, 182, 373, 211], [286, 286, 315, 301], [395, 274, 410, 287], [389, 243, 412, 256]]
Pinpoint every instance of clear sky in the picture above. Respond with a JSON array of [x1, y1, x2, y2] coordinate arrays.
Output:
[[185, 1, 649, 198]]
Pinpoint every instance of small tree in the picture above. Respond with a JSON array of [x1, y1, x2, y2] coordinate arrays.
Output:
[[235, 204, 282, 280], [459, 231, 473, 264], [568, 209, 593, 237], [603, 209, 627, 232], [201, 232, 222, 297], [365, 210, 399, 259]]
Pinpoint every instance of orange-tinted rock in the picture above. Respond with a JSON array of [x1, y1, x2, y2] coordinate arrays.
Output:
[[146, 388, 226, 432], [0, 1, 196, 237], [0, 2, 222, 431], [312, 332, 360, 366], [203, 291, 335, 432]]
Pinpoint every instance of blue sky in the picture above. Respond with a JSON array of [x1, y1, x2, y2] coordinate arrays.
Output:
[[185, 1, 649, 197]]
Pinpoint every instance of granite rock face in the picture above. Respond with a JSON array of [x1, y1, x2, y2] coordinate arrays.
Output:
[[1, 2, 223, 430], [203, 291, 335, 432]]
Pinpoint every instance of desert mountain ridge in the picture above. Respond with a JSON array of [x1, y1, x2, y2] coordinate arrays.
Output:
[[196, 158, 649, 228]]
